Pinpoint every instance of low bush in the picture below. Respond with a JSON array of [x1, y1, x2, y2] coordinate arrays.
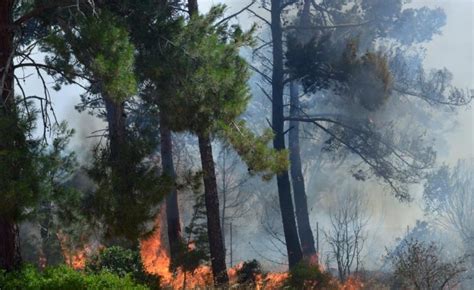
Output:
[[85, 246, 159, 289], [286, 262, 335, 289], [236, 259, 263, 286], [0, 265, 147, 290]]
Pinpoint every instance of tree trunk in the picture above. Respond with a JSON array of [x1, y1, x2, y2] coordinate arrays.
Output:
[[0, 217, 20, 271], [160, 115, 182, 267], [271, 0, 303, 268], [104, 96, 127, 166], [197, 132, 229, 286], [103, 95, 136, 246], [0, 0, 22, 272], [289, 82, 317, 260], [187, 0, 198, 16], [187, 0, 227, 283], [220, 149, 227, 258]]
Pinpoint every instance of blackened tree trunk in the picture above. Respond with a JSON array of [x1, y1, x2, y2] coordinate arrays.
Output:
[[0, 0, 22, 271], [160, 115, 182, 266], [197, 132, 229, 286], [270, 0, 303, 268], [289, 82, 317, 260]]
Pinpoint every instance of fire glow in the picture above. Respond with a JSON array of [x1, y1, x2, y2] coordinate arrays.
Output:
[[140, 216, 213, 289], [139, 216, 361, 289]]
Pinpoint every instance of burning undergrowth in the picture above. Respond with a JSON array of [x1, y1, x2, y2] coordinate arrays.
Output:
[[139, 215, 363, 289]]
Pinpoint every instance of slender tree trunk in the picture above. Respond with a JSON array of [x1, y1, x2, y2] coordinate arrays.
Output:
[[104, 96, 127, 166], [289, 82, 317, 260], [271, 0, 303, 268], [197, 132, 229, 286], [160, 115, 182, 266], [188, 0, 228, 284], [220, 150, 227, 255], [0, 0, 22, 271]]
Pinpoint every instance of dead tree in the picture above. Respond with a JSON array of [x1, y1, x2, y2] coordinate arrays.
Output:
[[388, 239, 467, 290], [324, 191, 368, 282]]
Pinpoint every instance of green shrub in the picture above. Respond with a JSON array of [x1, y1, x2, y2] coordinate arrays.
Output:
[[85, 246, 159, 289], [286, 262, 334, 289], [0, 265, 147, 290]]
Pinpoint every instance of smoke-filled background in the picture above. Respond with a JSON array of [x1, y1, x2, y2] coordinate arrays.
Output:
[[15, 0, 473, 286]]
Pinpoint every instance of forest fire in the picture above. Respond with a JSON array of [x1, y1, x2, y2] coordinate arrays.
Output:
[[139, 216, 360, 290], [256, 272, 289, 289], [140, 216, 213, 288], [140, 216, 291, 289], [57, 232, 91, 270], [340, 277, 363, 290]]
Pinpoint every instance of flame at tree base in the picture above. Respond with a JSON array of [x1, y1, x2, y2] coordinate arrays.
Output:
[[139, 216, 362, 289], [140, 216, 213, 289]]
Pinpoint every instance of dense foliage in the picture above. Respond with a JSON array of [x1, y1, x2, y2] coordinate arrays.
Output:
[[86, 246, 159, 289], [286, 262, 334, 289], [0, 265, 147, 290]]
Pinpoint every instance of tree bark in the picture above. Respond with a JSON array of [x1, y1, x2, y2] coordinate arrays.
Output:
[[104, 96, 127, 166], [271, 0, 303, 268], [0, 217, 20, 271], [0, 0, 22, 272], [187, 0, 198, 16], [160, 115, 182, 267], [197, 132, 229, 286], [103, 95, 136, 246], [289, 82, 317, 260]]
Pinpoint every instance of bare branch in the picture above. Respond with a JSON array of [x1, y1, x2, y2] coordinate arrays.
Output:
[[215, 0, 256, 27]]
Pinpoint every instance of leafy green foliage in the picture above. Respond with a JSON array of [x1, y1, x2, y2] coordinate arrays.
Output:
[[85, 142, 171, 242], [86, 246, 159, 289], [0, 265, 147, 290], [219, 120, 288, 180], [78, 13, 137, 102], [286, 262, 334, 289], [0, 102, 41, 221], [42, 11, 136, 102], [155, 5, 254, 135]]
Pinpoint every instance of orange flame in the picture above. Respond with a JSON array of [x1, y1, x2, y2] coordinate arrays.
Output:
[[256, 272, 289, 289], [140, 215, 213, 288], [140, 214, 362, 290], [340, 276, 364, 290], [57, 231, 92, 270]]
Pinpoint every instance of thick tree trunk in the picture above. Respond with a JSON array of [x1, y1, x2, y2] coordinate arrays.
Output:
[[197, 132, 229, 286], [0, 217, 20, 271], [271, 0, 303, 268], [0, 0, 22, 272], [187, 0, 198, 16], [289, 82, 317, 260], [160, 115, 182, 267]]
